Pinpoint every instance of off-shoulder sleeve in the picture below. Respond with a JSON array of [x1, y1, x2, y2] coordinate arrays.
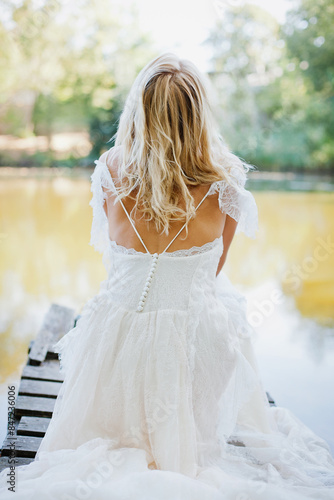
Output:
[[210, 167, 258, 239], [89, 159, 110, 254]]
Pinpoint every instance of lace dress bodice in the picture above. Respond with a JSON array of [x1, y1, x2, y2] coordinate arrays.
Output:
[[89, 157, 258, 315], [96, 236, 223, 314]]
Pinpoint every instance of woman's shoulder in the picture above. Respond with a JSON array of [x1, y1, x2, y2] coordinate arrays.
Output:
[[98, 146, 121, 175], [96, 146, 124, 191]]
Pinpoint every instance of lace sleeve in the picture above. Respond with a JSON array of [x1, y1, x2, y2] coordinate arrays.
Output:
[[89, 159, 110, 254], [210, 168, 258, 239]]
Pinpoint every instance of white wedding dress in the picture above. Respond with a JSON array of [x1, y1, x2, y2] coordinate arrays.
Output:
[[1, 158, 334, 500]]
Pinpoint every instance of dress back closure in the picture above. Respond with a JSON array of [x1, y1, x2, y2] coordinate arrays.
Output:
[[106, 171, 212, 312]]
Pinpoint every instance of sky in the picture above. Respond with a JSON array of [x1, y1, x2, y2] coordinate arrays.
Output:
[[1, 0, 293, 73], [136, 0, 293, 71], [0, 0, 293, 74]]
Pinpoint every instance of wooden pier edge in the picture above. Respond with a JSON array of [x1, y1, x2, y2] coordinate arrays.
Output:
[[0, 303, 76, 471], [0, 303, 276, 472]]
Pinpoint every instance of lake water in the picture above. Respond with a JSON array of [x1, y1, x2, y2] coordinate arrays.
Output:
[[0, 171, 333, 453]]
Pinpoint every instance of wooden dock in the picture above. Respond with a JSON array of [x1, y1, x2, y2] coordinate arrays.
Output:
[[0, 303, 276, 472], [0, 304, 76, 472]]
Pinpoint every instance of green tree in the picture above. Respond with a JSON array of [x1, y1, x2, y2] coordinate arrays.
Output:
[[206, 4, 282, 163], [284, 0, 334, 94], [0, 0, 155, 159], [206, 0, 334, 172], [282, 0, 334, 170]]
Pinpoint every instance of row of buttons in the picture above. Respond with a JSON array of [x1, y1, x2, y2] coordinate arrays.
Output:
[[136, 253, 159, 312]]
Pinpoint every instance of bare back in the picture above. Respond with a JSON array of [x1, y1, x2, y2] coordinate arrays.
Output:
[[100, 150, 227, 255]]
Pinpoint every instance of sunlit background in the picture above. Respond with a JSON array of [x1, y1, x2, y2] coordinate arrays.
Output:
[[0, 0, 333, 453]]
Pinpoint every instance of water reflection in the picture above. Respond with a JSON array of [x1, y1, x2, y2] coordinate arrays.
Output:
[[0, 175, 333, 452], [0, 177, 106, 299], [225, 191, 334, 326], [245, 281, 334, 453]]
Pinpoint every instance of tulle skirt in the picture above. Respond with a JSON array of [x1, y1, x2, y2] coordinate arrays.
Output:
[[1, 273, 333, 499]]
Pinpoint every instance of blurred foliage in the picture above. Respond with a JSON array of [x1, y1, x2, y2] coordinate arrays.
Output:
[[207, 0, 334, 173], [0, 0, 155, 165], [89, 99, 122, 159], [0, 0, 333, 172]]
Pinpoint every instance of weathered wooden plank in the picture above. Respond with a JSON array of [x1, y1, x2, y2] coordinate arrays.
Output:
[[27, 339, 34, 354], [266, 391, 276, 406], [14, 396, 56, 418], [0, 456, 34, 472], [21, 359, 64, 382], [45, 351, 61, 360], [227, 439, 245, 447], [74, 314, 81, 327], [28, 303, 75, 365], [0, 305, 75, 471], [17, 416, 51, 437], [1, 435, 42, 458], [18, 379, 62, 399]]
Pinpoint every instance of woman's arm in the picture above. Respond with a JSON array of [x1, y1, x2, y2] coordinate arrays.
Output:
[[216, 215, 238, 276]]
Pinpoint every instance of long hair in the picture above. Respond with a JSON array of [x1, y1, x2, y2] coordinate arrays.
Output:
[[109, 52, 250, 235]]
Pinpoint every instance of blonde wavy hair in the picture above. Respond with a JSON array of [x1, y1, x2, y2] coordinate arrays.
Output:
[[108, 52, 250, 235]]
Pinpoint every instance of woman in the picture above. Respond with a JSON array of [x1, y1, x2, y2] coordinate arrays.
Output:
[[1, 53, 333, 499]]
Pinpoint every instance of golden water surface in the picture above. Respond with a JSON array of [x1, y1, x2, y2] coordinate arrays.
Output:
[[0, 176, 333, 384]]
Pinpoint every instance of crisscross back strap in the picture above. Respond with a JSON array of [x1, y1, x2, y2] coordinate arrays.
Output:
[[118, 198, 151, 254], [161, 188, 211, 254], [103, 159, 211, 254]]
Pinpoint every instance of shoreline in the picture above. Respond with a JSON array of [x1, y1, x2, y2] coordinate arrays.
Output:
[[0, 166, 333, 179], [0, 167, 333, 192]]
